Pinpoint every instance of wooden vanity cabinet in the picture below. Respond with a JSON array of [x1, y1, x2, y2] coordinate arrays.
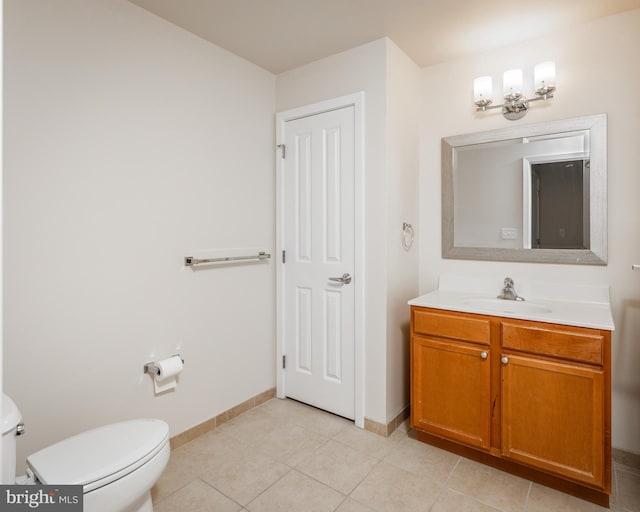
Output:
[[412, 335, 491, 450], [411, 309, 492, 450], [410, 306, 611, 507], [501, 352, 605, 486]]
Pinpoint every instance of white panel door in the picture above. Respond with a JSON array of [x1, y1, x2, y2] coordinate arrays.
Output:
[[282, 106, 355, 419]]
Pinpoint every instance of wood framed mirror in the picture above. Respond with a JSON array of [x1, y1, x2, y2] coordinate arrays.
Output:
[[442, 114, 607, 265]]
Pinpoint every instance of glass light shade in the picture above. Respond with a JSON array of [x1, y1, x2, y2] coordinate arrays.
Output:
[[503, 69, 523, 97], [535, 61, 556, 90], [474, 76, 492, 102]]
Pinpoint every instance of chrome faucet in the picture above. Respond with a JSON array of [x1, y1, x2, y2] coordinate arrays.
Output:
[[497, 277, 525, 301]]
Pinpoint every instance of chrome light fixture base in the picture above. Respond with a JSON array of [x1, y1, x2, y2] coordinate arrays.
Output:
[[503, 99, 529, 120], [535, 84, 556, 98], [475, 90, 555, 121], [474, 98, 493, 111]]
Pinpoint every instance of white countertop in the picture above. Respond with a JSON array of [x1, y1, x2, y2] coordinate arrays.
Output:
[[408, 275, 615, 331]]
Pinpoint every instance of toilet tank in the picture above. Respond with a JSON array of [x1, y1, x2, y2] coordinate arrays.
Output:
[[1, 393, 22, 484]]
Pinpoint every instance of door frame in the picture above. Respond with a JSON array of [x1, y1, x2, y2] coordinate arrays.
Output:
[[275, 92, 365, 428]]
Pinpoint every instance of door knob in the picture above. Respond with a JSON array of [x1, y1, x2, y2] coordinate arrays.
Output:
[[501, 356, 509, 365], [480, 351, 488, 360], [329, 273, 352, 284]]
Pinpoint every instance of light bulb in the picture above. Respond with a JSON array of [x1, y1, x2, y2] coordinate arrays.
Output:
[[535, 61, 556, 93], [474, 76, 492, 105], [503, 69, 523, 99]]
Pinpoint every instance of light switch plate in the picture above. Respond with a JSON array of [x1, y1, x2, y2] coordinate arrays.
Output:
[[501, 228, 518, 240]]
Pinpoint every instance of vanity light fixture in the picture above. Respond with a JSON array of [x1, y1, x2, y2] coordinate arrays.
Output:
[[474, 62, 556, 120]]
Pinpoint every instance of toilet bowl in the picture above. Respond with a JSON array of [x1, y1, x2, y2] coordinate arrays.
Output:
[[1, 393, 170, 512]]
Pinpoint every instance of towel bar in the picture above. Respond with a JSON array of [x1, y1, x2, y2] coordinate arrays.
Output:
[[184, 252, 271, 267]]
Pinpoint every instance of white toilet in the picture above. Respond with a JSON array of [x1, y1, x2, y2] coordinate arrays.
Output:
[[1, 393, 170, 512]]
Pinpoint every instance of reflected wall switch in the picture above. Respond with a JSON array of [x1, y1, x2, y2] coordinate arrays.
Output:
[[501, 228, 518, 240]]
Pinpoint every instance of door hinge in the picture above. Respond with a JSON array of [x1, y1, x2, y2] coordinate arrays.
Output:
[[277, 143, 286, 159], [282, 250, 286, 263], [282, 355, 286, 369]]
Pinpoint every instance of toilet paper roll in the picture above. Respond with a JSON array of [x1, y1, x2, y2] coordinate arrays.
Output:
[[156, 355, 183, 380], [154, 356, 183, 394]]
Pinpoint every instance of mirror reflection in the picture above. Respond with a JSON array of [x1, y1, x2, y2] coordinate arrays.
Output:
[[527, 157, 589, 250]]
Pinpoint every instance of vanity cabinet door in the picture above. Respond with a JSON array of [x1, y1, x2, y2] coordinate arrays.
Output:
[[412, 335, 491, 450], [501, 353, 604, 487]]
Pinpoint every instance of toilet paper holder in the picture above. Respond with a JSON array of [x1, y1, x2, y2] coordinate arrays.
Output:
[[144, 355, 184, 376]]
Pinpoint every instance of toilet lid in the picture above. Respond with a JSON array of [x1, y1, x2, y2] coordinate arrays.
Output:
[[27, 419, 169, 492]]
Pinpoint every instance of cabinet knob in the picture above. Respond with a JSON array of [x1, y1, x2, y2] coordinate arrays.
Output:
[[501, 356, 509, 365], [480, 351, 488, 360]]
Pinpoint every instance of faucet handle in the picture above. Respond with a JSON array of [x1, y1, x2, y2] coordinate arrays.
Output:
[[497, 277, 524, 301]]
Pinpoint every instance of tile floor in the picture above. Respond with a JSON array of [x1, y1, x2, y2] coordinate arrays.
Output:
[[151, 398, 640, 512]]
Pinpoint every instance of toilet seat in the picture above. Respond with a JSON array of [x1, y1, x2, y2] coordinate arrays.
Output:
[[27, 419, 169, 493]]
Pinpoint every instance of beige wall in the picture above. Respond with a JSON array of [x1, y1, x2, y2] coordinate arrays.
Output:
[[4, 0, 276, 470], [419, 9, 640, 453], [385, 41, 420, 423]]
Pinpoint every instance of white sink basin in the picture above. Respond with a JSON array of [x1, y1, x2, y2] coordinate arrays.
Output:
[[463, 298, 552, 315]]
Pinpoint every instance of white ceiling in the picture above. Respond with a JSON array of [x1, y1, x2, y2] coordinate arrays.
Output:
[[128, 0, 640, 74]]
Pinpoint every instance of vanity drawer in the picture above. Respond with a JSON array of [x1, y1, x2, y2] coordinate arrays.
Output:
[[501, 322, 604, 365], [412, 308, 490, 345]]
